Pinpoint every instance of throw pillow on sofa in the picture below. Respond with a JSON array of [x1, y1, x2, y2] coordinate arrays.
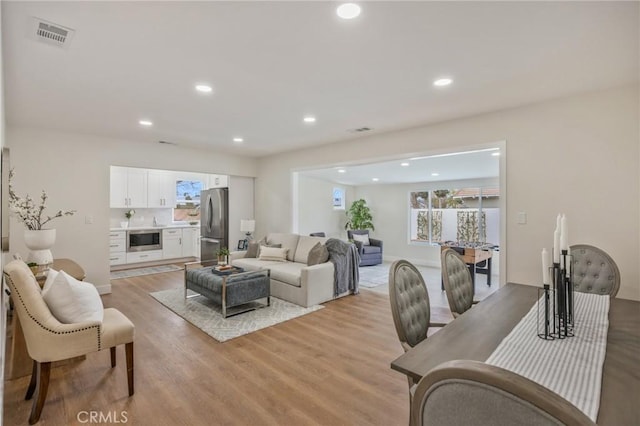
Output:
[[352, 233, 371, 246], [307, 242, 330, 266], [254, 236, 282, 257], [245, 241, 260, 258], [259, 246, 288, 262]]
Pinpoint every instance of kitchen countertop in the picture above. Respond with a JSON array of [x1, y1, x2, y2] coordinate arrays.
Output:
[[110, 224, 200, 231]]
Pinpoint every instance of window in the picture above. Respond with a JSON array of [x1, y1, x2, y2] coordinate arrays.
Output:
[[409, 187, 499, 245], [173, 180, 203, 222], [333, 187, 345, 210]]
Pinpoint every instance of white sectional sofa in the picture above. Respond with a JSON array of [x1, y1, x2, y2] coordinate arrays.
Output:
[[229, 233, 351, 307]]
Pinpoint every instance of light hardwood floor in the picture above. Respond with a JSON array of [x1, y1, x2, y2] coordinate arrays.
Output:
[[4, 269, 453, 426]]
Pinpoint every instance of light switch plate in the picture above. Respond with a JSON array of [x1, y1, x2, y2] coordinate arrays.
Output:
[[517, 212, 527, 224]]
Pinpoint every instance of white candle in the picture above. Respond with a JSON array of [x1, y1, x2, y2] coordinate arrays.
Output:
[[560, 214, 568, 251], [556, 213, 562, 233], [542, 248, 550, 284], [553, 230, 560, 263]]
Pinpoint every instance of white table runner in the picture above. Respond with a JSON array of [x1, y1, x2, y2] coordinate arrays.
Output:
[[486, 291, 610, 422]]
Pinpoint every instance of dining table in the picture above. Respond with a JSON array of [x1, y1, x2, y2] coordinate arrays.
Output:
[[390, 283, 640, 425]]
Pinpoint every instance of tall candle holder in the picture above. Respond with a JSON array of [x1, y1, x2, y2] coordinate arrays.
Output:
[[537, 284, 554, 340], [549, 249, 574, 339]]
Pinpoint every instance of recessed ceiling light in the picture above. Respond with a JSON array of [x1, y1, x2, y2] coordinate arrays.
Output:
[[372, 178, 379, 182], [139, 120, 153, 126], [433, 78, 453, 87], [337, 169, 346, 173], [337, 3, 361, 19], [303, 116, 316, 123], [400, 162, 410, 167], [233, 137, 244, 143], [492, 152, 500, 157], [431, 172, 439, 177], [195, 84, 213, 93]]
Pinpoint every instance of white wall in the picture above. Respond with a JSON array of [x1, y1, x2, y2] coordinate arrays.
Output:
[[6, 127, 257, 293], [296, 174, 354, 239], [228, 175, 255, 250], [256, 85, 640, 300]]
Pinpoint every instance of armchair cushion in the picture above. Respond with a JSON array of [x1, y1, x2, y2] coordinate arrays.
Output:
[[42, 270, 104, 324]]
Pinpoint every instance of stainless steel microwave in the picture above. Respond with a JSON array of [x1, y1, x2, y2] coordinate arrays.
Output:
[[127, 230, 162, 252]]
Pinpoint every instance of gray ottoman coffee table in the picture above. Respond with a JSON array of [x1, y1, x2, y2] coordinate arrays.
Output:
[[184, 264, 270, 318]]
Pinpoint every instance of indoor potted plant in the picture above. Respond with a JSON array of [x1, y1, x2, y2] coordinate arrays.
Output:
[[344, 199, 375, 232], [216, 247, 230, 266]]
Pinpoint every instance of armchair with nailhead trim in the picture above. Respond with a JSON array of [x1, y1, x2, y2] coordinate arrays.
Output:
[[3, 260, 135, 424]]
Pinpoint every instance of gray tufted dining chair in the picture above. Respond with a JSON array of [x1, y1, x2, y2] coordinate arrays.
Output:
[[389, 260, 446, 424], [441, 248, 476, 318], [570, 244, 620, 297], [411, 360, 596, 426]]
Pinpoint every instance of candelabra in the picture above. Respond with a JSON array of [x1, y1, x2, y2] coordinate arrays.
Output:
[[538, 249, 574, 340]]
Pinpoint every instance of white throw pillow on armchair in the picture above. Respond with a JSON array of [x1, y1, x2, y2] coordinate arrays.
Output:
[[352, 233, 371, 246], [42, 270, 104, 324]]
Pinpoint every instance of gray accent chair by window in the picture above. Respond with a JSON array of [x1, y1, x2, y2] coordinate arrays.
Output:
[[347, 229, 382, 266], [4, 260, 135, 425], [389, 260, 446, 424], [411, 359, 596, 426], [570, 244, 620, 297], [441, 248, 476, 318]]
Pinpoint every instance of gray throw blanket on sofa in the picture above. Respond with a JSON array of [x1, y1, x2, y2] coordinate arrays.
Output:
[[325, 238, 360, 296]]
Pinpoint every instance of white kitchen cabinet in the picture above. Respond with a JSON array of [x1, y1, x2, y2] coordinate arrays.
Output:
[[110, 166, 148, 208], [162, 228, 183, 259], [182, 227, 198, 257], [148, 170, 176, 208], [109, 230, 126, 266], [208, 174, 228, 188], [126, 250, 162, 263]]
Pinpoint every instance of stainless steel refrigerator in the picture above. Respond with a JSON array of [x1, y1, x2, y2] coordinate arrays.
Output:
[[200, 188, 228, 262]]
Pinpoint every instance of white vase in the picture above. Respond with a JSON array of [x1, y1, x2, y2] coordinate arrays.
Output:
[[24, 229, 56, 266]]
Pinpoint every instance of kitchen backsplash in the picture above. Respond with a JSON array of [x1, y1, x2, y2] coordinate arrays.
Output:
[[110, 208, 177, 228]]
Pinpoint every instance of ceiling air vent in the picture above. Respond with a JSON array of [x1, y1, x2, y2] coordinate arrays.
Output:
[[29, 17, 75, 48], [158, 140, 178, 146], [348, 127, 372, 133]]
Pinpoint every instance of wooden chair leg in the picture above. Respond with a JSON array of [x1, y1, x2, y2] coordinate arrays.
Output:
[[29, 362, 51, 425], [110, 347, 116, 368], [25, 360, 37, 400], [125, 342, 134, 396]]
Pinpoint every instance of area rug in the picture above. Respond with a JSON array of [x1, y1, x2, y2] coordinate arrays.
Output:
[[358, 263, 391, 288], [110, 264, 183, 280], [149, 288, 324, 342]]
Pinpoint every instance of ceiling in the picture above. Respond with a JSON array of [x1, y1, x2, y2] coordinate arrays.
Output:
[[3, 2, 638, 157], [300, 147, 500, 186]]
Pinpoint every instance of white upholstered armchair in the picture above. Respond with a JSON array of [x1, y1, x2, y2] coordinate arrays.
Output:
[[4, 260, 135, 424]]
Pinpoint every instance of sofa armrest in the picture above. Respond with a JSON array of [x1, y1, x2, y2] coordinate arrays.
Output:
[[369, 238, 383, 250], [300, 262, 335, 304], [229, 251, 246, 262]]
